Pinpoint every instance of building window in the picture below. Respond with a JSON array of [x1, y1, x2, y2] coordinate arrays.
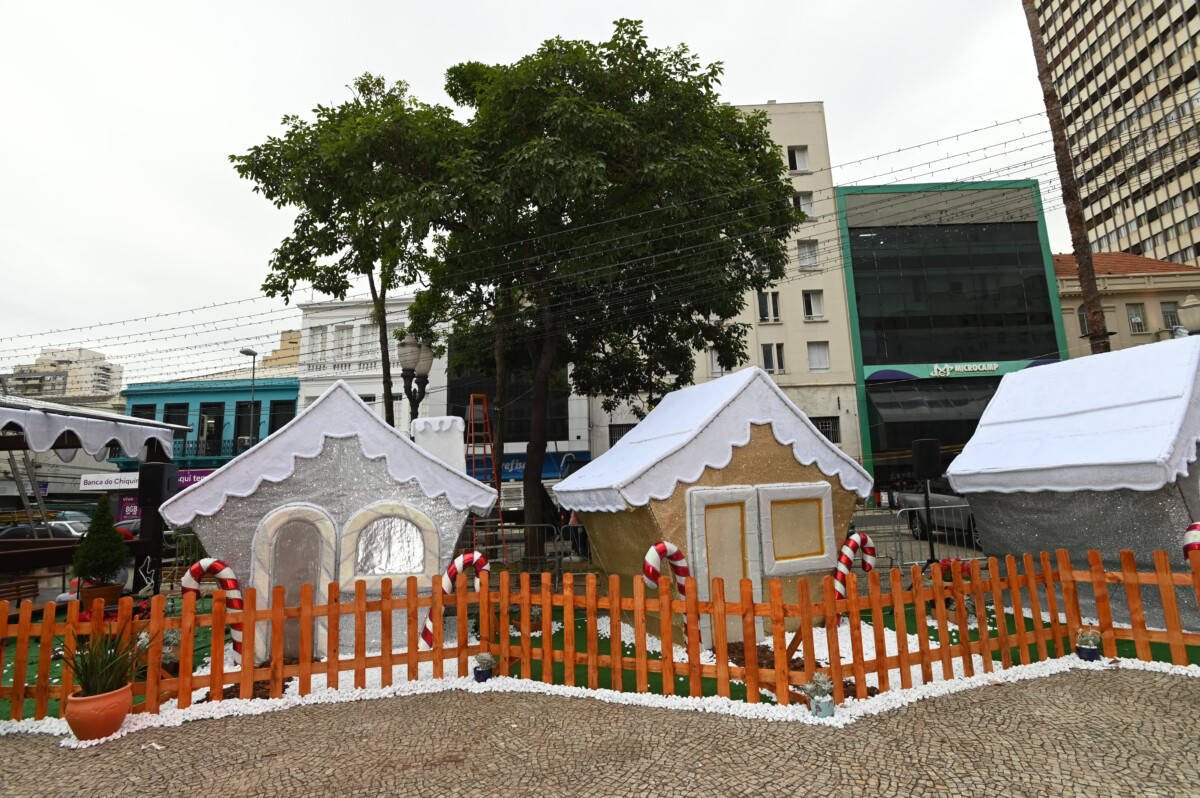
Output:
[[162, 403, 188, 440], [1127, 303, 1147, 333], [131, 404, 156, 420], [1077, 305, 1089, 337], [803, 290, 824, 320], [359, 325, 378, 358], [762, 343, 785, 374], [793, 192, 814, 217], [787, 146, 809, 172], [1162, 301, 1181, 329], [809, 415, 841, 444], [309, 325, 327, 361], [710, 349, 733, 375], [268, 399, 297, 434], [609, 423, 638, 448], [334, 325, 353, 359], [797, 240, 819, 269], [757, 291, 781, 323], [807, 341, 831, 373]]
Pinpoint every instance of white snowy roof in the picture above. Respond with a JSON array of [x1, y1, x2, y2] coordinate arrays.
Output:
[[160, 380, 496, 525], [948, 336, 1200, 494], [553, 367, 873, 512], [0, 394, 185, 463]]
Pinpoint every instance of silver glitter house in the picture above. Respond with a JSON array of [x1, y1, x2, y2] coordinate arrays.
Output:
[[159, 380, 497, 661], [948, 337, 1200, 630]]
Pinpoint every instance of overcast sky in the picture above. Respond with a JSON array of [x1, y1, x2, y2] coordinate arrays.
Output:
[[0, 1, 1063, 382]]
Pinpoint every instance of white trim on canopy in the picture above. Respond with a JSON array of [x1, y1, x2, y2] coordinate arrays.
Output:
[[0, 394, 184, 463]]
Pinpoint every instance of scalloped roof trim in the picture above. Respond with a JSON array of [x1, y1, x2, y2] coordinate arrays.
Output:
[[160, 381, 496, 526], [0, 405, 176, 463]]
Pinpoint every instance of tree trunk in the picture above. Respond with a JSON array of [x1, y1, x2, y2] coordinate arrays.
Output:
[[367, 272, 397, 427], [492, 307, 506, 503], [522, 332, 559, 559], [1020, 0, 1110, 354]]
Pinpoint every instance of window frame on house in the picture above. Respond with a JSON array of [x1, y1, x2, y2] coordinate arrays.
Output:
[[809, 415, 841, 444], [802, 290, 824, 320], [130, 404, 156, 421], [609, 423, 638, 448], [1127, 302, 1148, 333], [1161, 300, 1181, 329], [793, 191, 814, 217], [1077, 305, 1089, 337], [796, 240, 819, 269], [162, 403, 189, 440], [710, 349, 733, 375], [761, 343, 785, 374], [757, 290, 781, 323], [807, 341, 831, 373], [787, 146, 810, 172]]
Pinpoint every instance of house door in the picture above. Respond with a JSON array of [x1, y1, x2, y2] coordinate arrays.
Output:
[[686, 486, 763, 648], [271, 520, 320, 659]]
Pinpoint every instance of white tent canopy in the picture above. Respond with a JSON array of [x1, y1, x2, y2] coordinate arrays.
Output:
[[948, 336, 1200, 494], [0, 394, 184, 462], [160, 380, 497, 526], [554, 367, 873, 513]]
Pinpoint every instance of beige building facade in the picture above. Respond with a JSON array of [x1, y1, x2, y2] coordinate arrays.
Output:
[[588, 101, 862, 463], [1055, 251, 1200, 357], [4, 347, 123, 398], [1034, 0, 1200, 266]]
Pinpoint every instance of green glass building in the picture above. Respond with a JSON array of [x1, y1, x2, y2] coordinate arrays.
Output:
[[837, 181, 1069, 487]]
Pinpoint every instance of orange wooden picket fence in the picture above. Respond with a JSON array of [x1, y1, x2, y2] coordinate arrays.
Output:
[[3, 548, 1200, 721]]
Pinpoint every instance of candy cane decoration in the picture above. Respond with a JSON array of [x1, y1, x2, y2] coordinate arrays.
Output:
[[181, 558, 243, 665], [420, 551, 490, 649], [1185, 522, 1200, 561], [833, 532, 876, 625], [643, 541, 690, 595]]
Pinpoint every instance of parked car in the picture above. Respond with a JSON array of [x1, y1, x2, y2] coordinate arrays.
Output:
[[0, 521, 85, 539], [893, 478, 979, 549]]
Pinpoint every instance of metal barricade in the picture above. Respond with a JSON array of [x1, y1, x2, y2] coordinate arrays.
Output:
[[889, 505, 982, 568]]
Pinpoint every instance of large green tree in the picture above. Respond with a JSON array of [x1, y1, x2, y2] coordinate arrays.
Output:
[[231, 75, 467, 425], [406, 21, 800, 543]]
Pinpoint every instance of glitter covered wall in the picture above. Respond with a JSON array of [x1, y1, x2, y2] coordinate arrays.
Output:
[[971, 466, 1200, 631], [189, 436, 472, 654]]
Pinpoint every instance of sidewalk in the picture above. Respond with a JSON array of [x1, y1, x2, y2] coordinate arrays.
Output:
[[4, 669, 1197, 797]]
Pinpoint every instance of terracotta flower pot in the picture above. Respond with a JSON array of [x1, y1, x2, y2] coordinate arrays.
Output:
[[79, 583, 124, 608], [64, 684, 132, 741]]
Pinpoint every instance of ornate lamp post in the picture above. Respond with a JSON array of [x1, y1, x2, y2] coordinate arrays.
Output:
[[396, 335, 434, 434], [1178, 293, 1200, 337]]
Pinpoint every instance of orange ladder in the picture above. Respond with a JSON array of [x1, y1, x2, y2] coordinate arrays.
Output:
[[467, 394, 505, 557]]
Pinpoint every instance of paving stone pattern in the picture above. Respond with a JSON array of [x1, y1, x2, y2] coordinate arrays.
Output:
[[3, 670, 1199, 797]]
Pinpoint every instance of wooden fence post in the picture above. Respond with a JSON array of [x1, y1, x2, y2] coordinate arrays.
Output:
[[586, 574, 599, 690], [845, 573, 868, 699], [353, 581, 368, 690], [33, 602, 56, 720], [608, 573, 623, 692], [1056, 549, 1083, 650], [326, 582, 341, 690], [929, 562, 954, 679], [822, 575, 844, 704], [711, 577, 730, 699], [523, 573, 535, 682], [406, 576, 419, 682], [542, 573, 554, 685], [432, 575, 445, 680], [239, 588, 256, 698], [1120, 550, 1151, 661], [211, 591, 226, 702], [741, 578, 760, 704], [270, 585, 286, 698], [987, 558, 1012, 669], [659, 575, 675, 697], [1022, 553, 1048, 662], [1153, 550, 1188, 666], [1006, 555, 1031, 665], [949, 567, 974, 678], [867, 571, 890, 693], [562, 573, 575, 687], [143, 595, 163, 714], [1039, 552, 1064, 659], [380, 578, 393, 688], [889, 568, 911, 689], [911, 565, 933, 684], [768, 579, 789, 705], [177, 591, 196, 710], [458, 573, 471, 679], [633, 576, 648, 693], [686, 577, 702, 699], [299, 583, 313, 695], [968, 560, 992, 674], [1087, 550, 1118, 658]]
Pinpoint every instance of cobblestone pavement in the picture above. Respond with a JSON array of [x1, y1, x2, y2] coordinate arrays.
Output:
[[3, 670, 1199, 797]]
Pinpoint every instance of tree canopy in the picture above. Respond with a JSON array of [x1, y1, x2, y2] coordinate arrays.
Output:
[[234, 21, 800, 537]]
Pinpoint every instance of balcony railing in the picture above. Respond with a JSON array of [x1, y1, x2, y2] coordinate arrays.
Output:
[[172, 438, 256, 458]]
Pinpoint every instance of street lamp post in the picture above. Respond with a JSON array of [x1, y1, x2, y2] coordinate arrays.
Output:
[[396, 335, 434, 436], [240, 347, 258, 447], [1178, 293, 1200, 336]]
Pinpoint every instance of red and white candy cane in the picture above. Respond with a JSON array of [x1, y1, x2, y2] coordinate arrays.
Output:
[[181, 558, 243, 665], [420, 551, 490, 649], [833, 532, 876, 624], [1185, 522, 1200, 561], [643, 541, 690, 595]]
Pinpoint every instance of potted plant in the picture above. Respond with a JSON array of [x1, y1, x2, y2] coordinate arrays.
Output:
[[474, 652, 495, 682], [73, 499, 128, 607], [1076, 628, 1102, 661], [798, 672, 835, 718], [62, 625, 145, 740]]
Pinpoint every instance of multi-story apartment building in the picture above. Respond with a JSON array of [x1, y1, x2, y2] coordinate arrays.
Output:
[[588, 100, 863, 462], [1033, 0, 1200, 265], [1055, 250, 1200, 356], [3, 347, 123, 397], [837, 181, 1069, 486]]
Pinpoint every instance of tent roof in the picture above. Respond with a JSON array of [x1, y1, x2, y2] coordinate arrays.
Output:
[[553, 367, 873, 512], [947, 337, 1200, 494], [0, 394, 185, 463], [160, 380, 496, 525]]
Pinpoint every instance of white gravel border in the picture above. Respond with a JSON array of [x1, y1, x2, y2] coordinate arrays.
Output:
[[3, 644, 1198, 748]]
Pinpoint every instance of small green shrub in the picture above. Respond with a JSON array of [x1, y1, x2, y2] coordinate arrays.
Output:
[[64, 626, 145, 696], [475, 652, 496, 670], [1076, 629, 1102, 649], [73, 500, 127, 585], [798, 671, 834, 699]]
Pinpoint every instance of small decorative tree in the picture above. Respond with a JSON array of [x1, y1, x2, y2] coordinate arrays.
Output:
[[73, 499, 127, 587]]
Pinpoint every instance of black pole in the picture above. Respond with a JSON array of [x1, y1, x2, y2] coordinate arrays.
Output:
[[923, 478, 936, 566]]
